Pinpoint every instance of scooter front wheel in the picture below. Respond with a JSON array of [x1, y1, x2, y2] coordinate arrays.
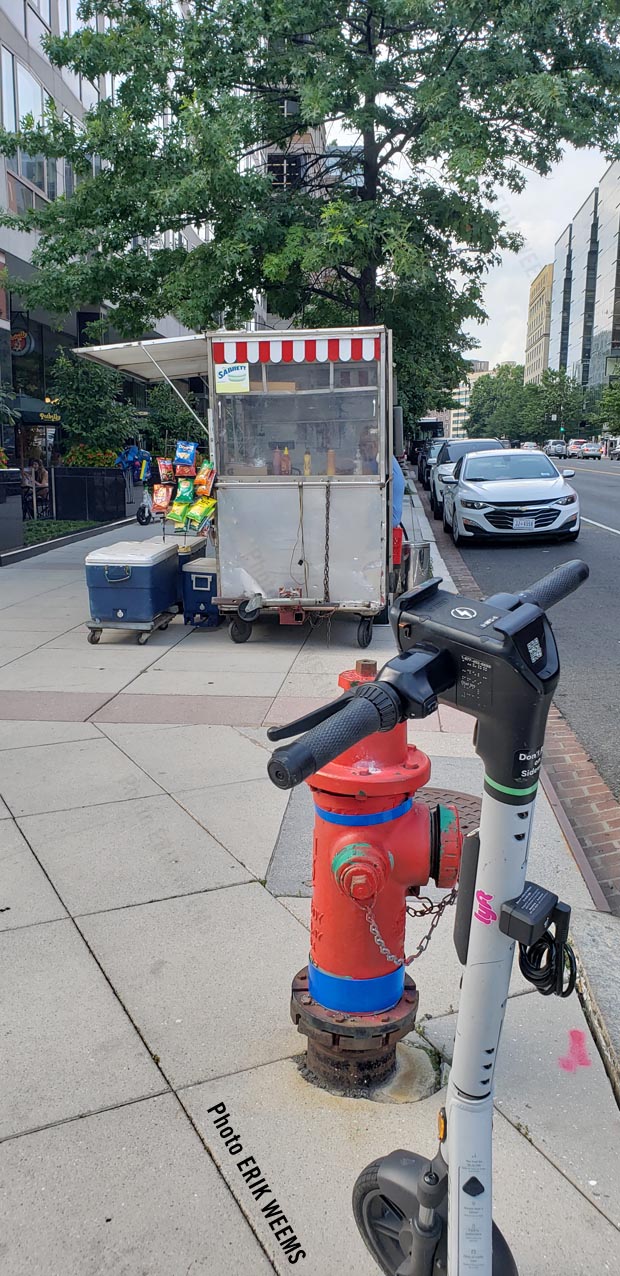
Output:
[[353, 1160, 410, 1276]]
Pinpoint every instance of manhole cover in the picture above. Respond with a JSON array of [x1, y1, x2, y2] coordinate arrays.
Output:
[[415, 788, 481, 836]]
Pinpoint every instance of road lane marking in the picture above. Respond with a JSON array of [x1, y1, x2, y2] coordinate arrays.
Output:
[[581, 517, 620, 535]]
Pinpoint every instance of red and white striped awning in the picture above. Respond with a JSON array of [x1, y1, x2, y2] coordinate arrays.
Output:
[[212, 336, 381, 365]]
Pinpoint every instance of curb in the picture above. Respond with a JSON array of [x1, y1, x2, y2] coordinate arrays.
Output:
[[0, 518, 135, 566]]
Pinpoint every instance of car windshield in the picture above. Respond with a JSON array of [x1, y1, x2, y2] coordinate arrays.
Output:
[[463, 454, 559, 482], [440, 439, 502, 464], [429, 442, 442, 456]]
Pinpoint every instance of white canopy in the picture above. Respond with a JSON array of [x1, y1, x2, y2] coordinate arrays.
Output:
[[73, 333, 211, 382]]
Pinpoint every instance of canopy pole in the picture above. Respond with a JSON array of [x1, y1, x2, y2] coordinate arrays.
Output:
[[140, 345, 209, 438]]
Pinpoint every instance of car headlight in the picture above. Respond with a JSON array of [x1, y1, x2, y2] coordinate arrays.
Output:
[[461, 499, 488, 509], [555, 494, 577, 506]]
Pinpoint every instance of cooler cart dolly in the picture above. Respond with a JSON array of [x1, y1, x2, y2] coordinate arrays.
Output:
[[86, 610, 176, 645]]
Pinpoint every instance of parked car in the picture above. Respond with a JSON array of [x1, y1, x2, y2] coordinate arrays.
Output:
[[520, 441, 540, 451], [580, 441, 603, 459], [568, 438, 587, 457], [610, 439, 620, 460], [544, 439, 568, 459], [429, 437, 504, 520], [442, 449, 579, 544], [417, 438, 443, 489]]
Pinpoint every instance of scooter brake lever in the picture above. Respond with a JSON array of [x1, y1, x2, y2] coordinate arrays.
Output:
[[266, 692, 355, 742]]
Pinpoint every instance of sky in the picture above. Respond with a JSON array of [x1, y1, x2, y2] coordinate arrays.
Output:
[[464, 146, 606, 367]]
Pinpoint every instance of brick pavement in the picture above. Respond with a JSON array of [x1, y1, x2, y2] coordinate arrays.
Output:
[[418, 482, 620, 915]]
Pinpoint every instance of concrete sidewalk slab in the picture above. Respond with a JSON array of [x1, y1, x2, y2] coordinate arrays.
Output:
[[0, 795, 10, 818], [176, 777, 289, 879], [0, 1094, 273, 1276], [421, 988, 620, 1228], [96, 722, 268, 792], [0, 919, 162, 1138], [0, 737, 160, 817], [19, 793, 250, 915], [0, 689, 112, 720], [79, 882, 309, 1089], [0, 820, 67, 931], [92, 692, 274, 725], [0, 719, 102, 750], [182, 1057, 620, 1276], [128, 668, 286, 697]]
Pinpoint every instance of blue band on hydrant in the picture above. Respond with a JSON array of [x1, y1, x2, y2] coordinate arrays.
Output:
[[308, 961, 404, 1013], [314, 796, 413, 828]]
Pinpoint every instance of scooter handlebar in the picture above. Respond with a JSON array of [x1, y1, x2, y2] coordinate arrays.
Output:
[[517, 559, 589, 612], [267, 694, 382, 790]]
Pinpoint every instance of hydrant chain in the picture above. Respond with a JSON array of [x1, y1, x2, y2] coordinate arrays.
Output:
[[357, 888, 459, 969]]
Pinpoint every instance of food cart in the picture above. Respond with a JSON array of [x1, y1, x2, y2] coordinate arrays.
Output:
[[75, 325, 400, 647]]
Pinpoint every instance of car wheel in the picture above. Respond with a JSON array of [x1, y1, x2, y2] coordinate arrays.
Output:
[[452, 512, 462, 545], [442, 503, 450, 532], [433, 491, 442, 520]]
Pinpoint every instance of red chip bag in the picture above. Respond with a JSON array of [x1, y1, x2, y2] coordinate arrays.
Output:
[[157, 458, 174, 482], [152, 484, 174, 512]]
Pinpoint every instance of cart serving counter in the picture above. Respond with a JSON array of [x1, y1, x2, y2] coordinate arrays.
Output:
[[75, 326, 400, 647]]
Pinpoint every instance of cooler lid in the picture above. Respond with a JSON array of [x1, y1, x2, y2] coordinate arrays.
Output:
[[182, 558, 217, 573], [85, 540, 178, 567]]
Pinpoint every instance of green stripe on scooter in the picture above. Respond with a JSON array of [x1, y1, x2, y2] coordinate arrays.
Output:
[[484, 775, 538, 798]]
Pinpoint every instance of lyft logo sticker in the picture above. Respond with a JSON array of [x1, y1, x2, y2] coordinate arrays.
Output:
[[474, 890, 497, 925]]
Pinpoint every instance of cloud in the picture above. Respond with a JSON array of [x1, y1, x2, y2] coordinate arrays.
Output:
[[465, 147, 606, 365]]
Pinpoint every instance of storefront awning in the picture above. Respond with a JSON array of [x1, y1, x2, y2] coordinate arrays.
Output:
[[73, 333, 211, 382], [6, 393, 62, 425]]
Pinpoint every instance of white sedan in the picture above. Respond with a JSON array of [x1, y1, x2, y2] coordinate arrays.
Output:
[[442, 449, 580, 545]]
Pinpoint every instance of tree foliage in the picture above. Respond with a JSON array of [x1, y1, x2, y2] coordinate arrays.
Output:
[[595, 381, 620, 434], [468, 365, 589, 440], [2, 1, 620, 422], [50, 348, 136, 452]]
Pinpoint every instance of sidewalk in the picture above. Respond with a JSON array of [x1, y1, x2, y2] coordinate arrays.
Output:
[[1, 514, 619, 1274]]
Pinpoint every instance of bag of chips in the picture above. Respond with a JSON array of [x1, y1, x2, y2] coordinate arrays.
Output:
[[157, 458, 174, 482], [176, 477, 195, 502], [186, 496, 216, 530], [152, 484, 174, 513], [168, 498, 191, 526], [174, 441, 197, 475], [194, 460, 216, 498]]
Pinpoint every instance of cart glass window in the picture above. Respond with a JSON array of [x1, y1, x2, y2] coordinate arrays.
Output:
[[215, 359, 381, 477]]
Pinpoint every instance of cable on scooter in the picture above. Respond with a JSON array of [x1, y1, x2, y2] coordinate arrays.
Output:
[[517, 902, 577, 997]]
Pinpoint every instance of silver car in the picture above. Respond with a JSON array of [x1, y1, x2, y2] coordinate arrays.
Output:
[[442, 449, 580, 544]]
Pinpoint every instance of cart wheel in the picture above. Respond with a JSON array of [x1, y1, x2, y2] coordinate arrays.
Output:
[[137, 632, 150, 645], [229, 617, 252, 643], [160, 622, 169, 631], [357, 617, 374, 649], [238, 599, 261, 623], [87, 629, 101, 645], [136, 506, 152, 526]]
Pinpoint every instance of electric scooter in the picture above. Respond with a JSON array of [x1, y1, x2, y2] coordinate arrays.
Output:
[[267, 559, 588, 1276]]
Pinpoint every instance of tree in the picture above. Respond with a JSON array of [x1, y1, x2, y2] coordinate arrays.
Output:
[[50, 347, 137, 454], [2, 1, 620, 424], [143, 382, 202, 455], [538, 369, 585, 437], [593, 381, 620, 435], [468, 365, 540, 440]]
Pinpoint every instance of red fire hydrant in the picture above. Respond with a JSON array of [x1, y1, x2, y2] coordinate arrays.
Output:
[[291, 660, 462, 1089]]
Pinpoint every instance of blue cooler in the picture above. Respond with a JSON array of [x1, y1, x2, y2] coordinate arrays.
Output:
[[177, 536, 207, 603], [85, 540, 179, 623], [182, 558, 219, 627]]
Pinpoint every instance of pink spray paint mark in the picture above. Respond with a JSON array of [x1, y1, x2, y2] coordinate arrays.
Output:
[[474, 890, 497, 925], [558, 1029, 592, 1072]]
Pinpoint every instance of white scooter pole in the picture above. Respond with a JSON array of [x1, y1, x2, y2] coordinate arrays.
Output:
[[445, 787, 536, 1276]]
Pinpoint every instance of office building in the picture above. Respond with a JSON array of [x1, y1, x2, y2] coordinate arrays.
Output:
[[445, 360, 489, 438], [548, 160, 620, 391], [524, 264, 553, 384]]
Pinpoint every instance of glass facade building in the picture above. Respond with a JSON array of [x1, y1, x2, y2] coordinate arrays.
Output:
[[548, 161, 620, 390], [548, 225, 572, 373], [589, 161, 620, 387]]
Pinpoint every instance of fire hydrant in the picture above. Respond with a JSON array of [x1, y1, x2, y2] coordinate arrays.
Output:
[[291, 660, 462, 1090]]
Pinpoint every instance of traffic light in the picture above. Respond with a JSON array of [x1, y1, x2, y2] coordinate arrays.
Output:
[[560, 425, 565, 434]]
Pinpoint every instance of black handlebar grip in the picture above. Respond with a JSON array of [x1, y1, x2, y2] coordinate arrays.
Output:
[[267, 695, 382, 790], [518, 559, 589, 611]]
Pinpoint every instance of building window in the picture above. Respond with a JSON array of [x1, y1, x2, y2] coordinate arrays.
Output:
[[1, 47, 16, 133], [267, 153, 304, 188]]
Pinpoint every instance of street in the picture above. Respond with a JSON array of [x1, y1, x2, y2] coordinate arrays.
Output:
[[458, 458, 620, 798]]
